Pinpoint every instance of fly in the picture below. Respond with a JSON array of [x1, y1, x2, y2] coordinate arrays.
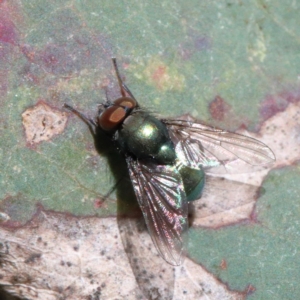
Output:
[[64, 58, 275, 266]]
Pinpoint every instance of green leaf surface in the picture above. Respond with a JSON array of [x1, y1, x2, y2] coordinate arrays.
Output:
[[189, 167, 300, 299], [0, 0, 299, 299]]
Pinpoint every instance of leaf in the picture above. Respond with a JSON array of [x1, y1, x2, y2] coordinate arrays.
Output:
[[0, 0, 300, 299]]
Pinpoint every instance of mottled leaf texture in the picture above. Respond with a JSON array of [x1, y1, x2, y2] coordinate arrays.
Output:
[[126, 157, 188, 266], [1, 0, 298, 298], [164, 118, 275, 174]]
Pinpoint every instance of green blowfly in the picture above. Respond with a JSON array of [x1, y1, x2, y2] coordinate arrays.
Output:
[[64, 58, 275, 266]]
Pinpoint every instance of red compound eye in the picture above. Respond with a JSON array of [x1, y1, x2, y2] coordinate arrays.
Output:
[[114, 97, 137, 109], [98, 97, 137, 132]]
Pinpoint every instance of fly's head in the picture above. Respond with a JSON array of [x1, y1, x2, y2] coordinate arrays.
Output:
[[97, 97, 137, 133]]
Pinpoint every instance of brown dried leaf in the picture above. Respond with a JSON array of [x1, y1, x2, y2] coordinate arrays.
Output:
[[0, 209, 244, 300]]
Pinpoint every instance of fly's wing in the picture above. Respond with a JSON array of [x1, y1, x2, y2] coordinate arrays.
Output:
[[163, 119, 275, 174], [126, 156, 188, 266]]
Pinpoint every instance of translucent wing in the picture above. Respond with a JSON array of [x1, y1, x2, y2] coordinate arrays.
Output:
[[126, 156, 188, 266], [163, 119, 275, 174]]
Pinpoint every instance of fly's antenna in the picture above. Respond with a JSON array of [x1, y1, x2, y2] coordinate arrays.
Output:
[[63, 103, 97, 136], [111, 58, 137, 101], [112, 58, 126, 97]]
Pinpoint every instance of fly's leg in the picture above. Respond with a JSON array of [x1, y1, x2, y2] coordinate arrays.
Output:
[[112, 58, 137, 101], [63, 103, 97, 136], [101, 175, 126, 203], [64, 102, 127, 202]]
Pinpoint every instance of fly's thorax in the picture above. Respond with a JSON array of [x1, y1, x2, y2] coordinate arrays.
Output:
[[176, 161, 205, 201], [115, 111, 176, 165]]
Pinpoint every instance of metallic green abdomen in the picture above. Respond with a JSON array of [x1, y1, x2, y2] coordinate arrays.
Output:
[[177, 163, 205, 201], [116, 111, 176, 165]]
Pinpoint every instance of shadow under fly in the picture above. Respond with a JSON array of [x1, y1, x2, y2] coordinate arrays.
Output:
[[95, 130, 174, 299], [64, 59, 178, 299]]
